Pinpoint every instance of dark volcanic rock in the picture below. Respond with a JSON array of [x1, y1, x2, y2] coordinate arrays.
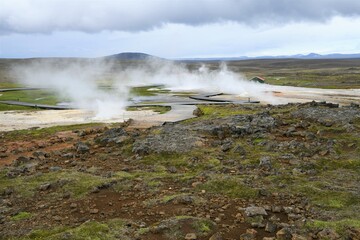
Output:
[[132, 126, 204, 154], [96, 128, 129, 145], [75, 142, 90, 154], [292, 106, 360, 125]]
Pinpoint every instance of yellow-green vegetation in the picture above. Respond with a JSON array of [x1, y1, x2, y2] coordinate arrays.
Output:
[[306, 219, 360, 235], [0, 89, 61, 106], [0, 170, 112, 199], [192, 218, 214, 234], [24, 226, 70, 240], [138, 227, 150, 235], [199, 176, 258, 198], [130, 85, 170, 97], [0, 103, 34, 111], [2, 123, 103, 141], [263, 71, 360, 89], [10, 212, 32, 221], [24, 219, 130, 240], [140, 152, 188, 168], [126, 105, 171, 114], [153, 216, 215, 239], [294, 181, 359, 209], [0, 82, 23, 88], [217, 59, 360, 89], [139, 149, 225, 171], [199, 104, 260, 117]]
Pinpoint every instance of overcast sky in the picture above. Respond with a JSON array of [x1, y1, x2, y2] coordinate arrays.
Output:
[[1, 0, 360, 58]]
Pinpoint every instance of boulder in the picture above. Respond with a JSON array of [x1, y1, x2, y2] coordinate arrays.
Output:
[[244, 207, 267, 217]]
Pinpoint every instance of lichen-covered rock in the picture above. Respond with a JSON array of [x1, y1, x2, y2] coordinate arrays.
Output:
[[244, 207, 268, 217]]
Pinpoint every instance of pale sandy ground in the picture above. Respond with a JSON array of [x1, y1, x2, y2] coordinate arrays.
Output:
[[0, 105, 197, 131], [214, 86, 360, 105], [0, 109, 156, 131], [0, 86, 359, 131], [268, 86, 360, 105]]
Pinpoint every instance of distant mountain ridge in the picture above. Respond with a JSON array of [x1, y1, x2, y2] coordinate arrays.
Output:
[[104, 52, 161, 60], [178, 52, 360, 61], [5, 52, 359, 61], [103, 51, 360, 61]]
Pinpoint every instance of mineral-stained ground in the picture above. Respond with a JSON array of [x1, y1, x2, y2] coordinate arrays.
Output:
[[1, 102, 360, 240]]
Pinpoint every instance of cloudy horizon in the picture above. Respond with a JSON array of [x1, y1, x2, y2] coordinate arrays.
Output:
[[1, 0, 360, 58]]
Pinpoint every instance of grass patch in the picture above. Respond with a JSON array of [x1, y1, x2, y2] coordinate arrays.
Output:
[[192, 218, 214, 234], [11, 212, 32, 221], [0, 82, 24, 88], [22, 219, 131, 239], [0, 170, 113, 199], [199, 176, 258, 199], [25, 226, 70, 239], [2, 123, 103, 141], [0, 103, 35, 111], [198, 104, 260, 117], [140, 153, 189, 168], [130, 85, 170, 97], [126, 105, 171, 114], [306, 219, 360, 235], [0, 89, 61, 106], [291, 180, 359, 209]]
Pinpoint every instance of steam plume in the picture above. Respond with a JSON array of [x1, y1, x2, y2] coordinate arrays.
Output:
[[12, 58, 278, 119]]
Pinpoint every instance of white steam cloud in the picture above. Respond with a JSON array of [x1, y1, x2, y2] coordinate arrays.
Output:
[[12, 60, 129, 119], [12, 59, 277, 119]]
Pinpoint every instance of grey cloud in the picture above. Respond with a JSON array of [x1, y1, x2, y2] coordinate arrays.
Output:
[[1, 0, 360, 34]]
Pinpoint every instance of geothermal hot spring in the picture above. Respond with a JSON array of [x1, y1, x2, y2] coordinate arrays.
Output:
[[0, 61, 359, 131]]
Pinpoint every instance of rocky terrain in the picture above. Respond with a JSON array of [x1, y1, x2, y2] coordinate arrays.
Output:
[[0, 102, 360, 240]]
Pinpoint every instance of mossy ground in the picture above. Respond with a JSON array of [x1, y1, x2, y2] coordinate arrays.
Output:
[[1, 98, 359, 238], [126, 105, 171, 114]]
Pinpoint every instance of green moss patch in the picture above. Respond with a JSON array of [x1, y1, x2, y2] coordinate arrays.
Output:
[[26, 219, 130, 240], [306, 219, 360, 235], [11, 212, 32, 221], [199, 176, 258, 199], [0, 170, 114, 199], [126, 105, 171, 114]]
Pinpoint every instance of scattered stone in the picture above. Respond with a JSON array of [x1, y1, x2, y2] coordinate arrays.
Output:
[[259, 156, 272, 170], [39, 183, 51, 191], [53, 216, 62, 221], [291, 234, 307, 240], [244, 206, 267, 217], [62, 153, 74, 158], [265, 221, 277, 233], [271, 206, 282, 213], [317, 228, 340, 240], [240, 228, 257, 240], [193, 107, 204, 117], [33, 151, 46, 160], [76, 142, 90, 153], [276, 228, 292, 240], [185, 233, 197, 240], [13, 156, 30, 167], [89, 209, 99, 214], [233, 145, 246, 156], [70, 203, 77, 209], [49, 166, 62, 171], [221, 142, 233, 152], [169, 195, 195, 205], [208, 232, 223, 240], [167, 166, 177, 173]]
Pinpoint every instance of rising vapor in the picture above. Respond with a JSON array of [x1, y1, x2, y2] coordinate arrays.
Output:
[[12, 59, 277, 119]]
